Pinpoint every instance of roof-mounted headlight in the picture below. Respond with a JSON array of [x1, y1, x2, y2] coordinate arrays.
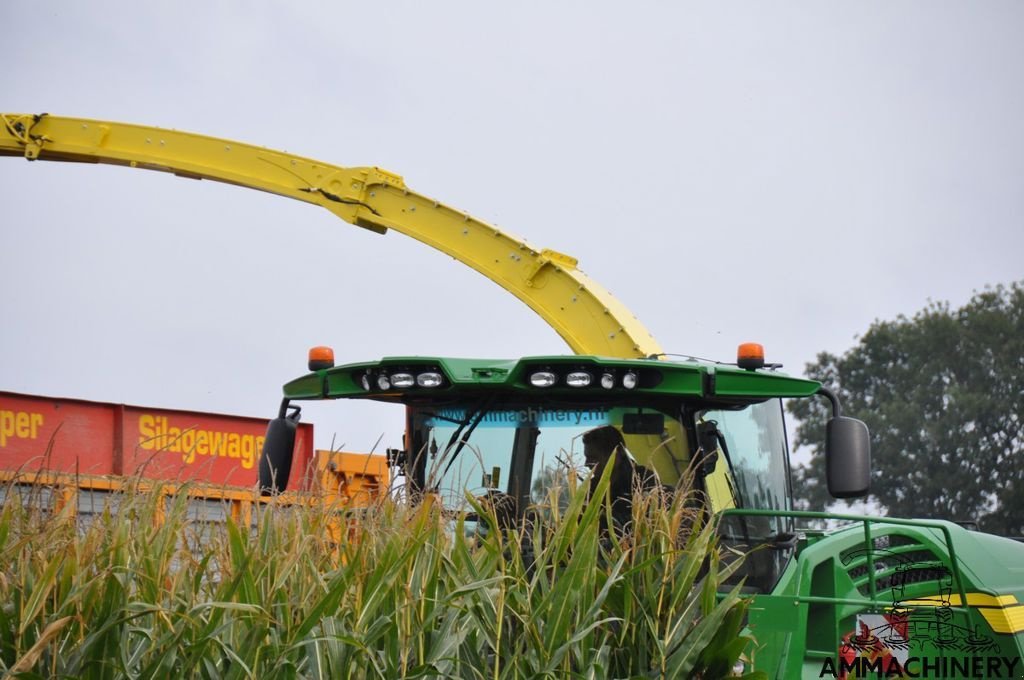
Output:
[[391, 373, 415, 388], [622, 371, 638, 390], [566, 371, 592, 387], [376, 374, 392, 390], [530, 371, 558, 388], [600, 372, 615, 389], [417, 372, 444, 388]]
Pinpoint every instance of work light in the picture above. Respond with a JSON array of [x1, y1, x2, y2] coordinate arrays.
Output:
[[417, 372, 444, 387], [391, 373, 415, 388], [566, 371, 592, 387], [530, 371, 557, 387]]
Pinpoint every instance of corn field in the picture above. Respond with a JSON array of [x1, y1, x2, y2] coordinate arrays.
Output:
[[0, 471, 764, 679]]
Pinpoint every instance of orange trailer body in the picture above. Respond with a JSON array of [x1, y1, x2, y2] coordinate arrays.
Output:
[[0, 390, 314, 489], [0, 391, 387, 516]]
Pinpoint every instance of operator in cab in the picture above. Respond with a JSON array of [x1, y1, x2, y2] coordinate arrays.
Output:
[[582, 425, 672, 529]]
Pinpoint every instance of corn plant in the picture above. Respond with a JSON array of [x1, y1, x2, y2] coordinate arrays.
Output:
[[0, 470, 764, 679]]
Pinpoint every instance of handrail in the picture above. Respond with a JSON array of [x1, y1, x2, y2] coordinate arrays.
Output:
[[720, 508, 971, 608]]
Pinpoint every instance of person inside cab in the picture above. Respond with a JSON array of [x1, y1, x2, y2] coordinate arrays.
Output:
[[582, 425, 669, 528]]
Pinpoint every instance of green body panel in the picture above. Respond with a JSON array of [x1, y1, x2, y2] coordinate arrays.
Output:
[[728, 511, 1024, 678], [712, 368, 827, 398], [283, 355, 822, 402], [283, 374, 323, 399], [952, 531, 1024, 601]]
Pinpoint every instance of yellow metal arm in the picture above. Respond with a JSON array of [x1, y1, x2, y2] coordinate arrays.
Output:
[[1, 113, 661, 358]]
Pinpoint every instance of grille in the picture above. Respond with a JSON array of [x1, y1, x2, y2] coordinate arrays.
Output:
[[840, 533, 951, 599]]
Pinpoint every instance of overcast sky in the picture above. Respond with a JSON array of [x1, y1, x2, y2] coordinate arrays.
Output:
[[2, 2, 1022, 454]]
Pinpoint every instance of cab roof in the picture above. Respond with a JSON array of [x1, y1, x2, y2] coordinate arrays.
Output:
[[282, 355, 822, 402]]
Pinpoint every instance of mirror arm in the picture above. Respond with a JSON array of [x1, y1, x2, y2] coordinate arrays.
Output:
[[278, 398, 302, 422], [818, 386, 842, 418]]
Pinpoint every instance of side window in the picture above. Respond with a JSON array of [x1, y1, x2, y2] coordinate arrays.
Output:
[[699, 400, 791, 514], [700, 400, 795, 593]]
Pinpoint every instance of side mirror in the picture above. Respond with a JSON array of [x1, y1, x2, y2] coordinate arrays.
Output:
[[258, 402, 301, 495], [825, 416, 871, 498]]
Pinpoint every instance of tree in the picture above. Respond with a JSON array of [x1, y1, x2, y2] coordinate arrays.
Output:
[[789, 282, 1024, 535]]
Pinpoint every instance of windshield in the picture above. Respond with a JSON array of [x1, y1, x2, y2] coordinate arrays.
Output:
[[409, 401, 689, 513], [699, 399, 791, 514], [698, 399, 794, 592]]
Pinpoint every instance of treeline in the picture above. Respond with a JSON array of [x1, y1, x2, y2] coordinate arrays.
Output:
[[790, 281, 1023, 535]]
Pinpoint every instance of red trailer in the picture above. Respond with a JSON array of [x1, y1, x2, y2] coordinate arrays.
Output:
[[1, 391, 387, 522]]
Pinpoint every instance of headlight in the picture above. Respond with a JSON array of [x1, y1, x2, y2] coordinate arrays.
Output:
[[566, 371, 592, 387], [361, 374, 371, 391], [622, 371, 638, 390], [600, 372, 615, 389], [391, 373, 415, 388], [377, 374, 392, 390], [530, 371, 558, 387], [417, 372, 444, 387]]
